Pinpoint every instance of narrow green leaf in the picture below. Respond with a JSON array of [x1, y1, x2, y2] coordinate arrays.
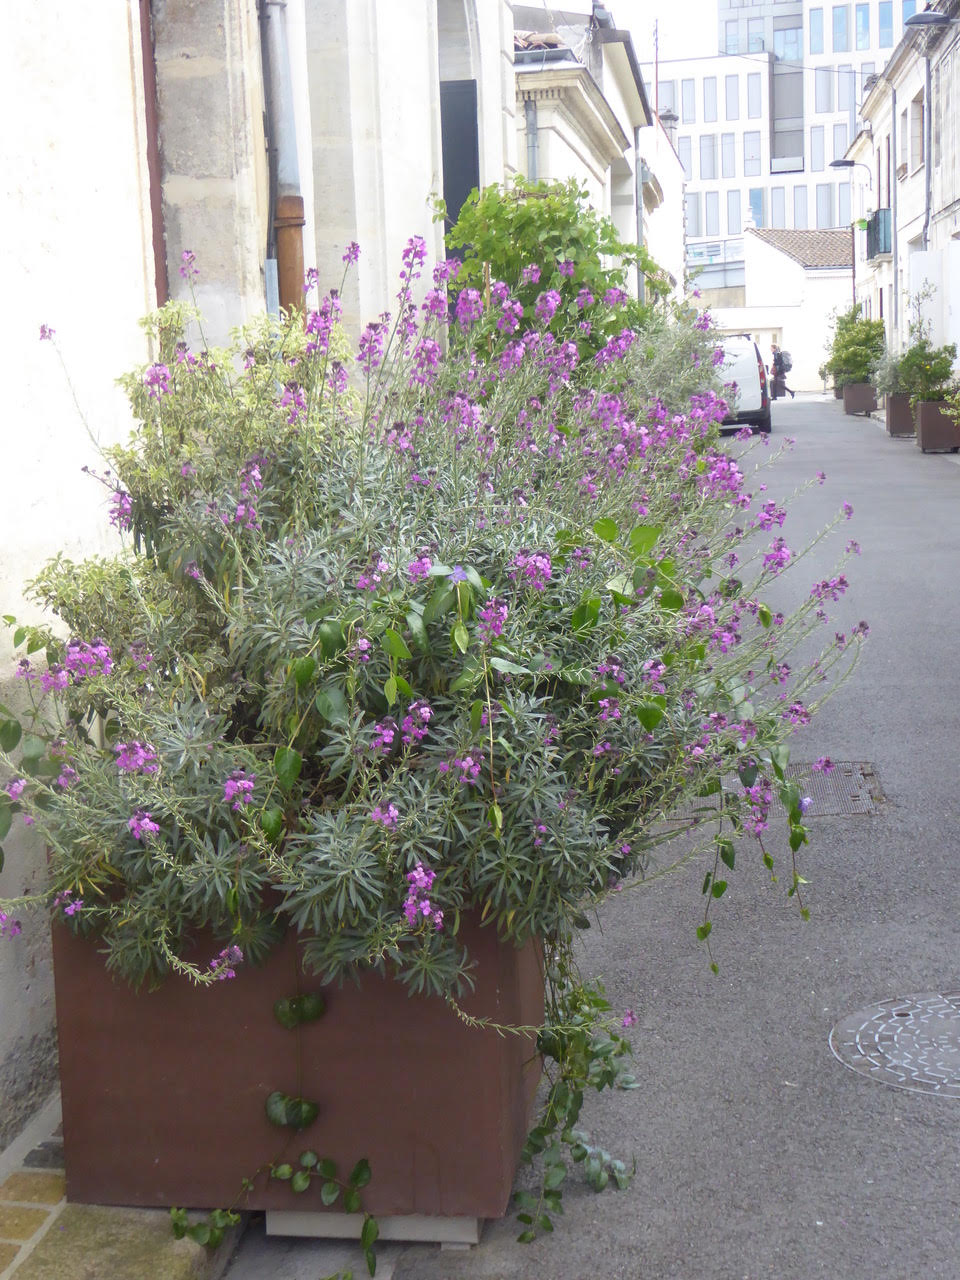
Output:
[[272, 1163, 293, 1181], [364, 1247, 376, 1277], [696, 922, 712, 941], [593, 517, 618, 542], [291, 1170, 311, 1193], [315, 685, 348, 725], [292, 656, 317, 688], [360, 1214, 379, 1249], [711, 880, 727, 898], [348, 1158, 372, 1189], [718, 840, 735, 870], [489, 657, 530, 675], [469, 699, 484, 735], [343, 1188, 362, 1214], [0, 720, 22, 753], [383, 675, 398, 707], [320, 1181, 340, 1206], [452, 622, 469, 654], [260, 806, 284, 841], [660, 587, 684, 611], [299, 1150, 319, 1168], [628, 524, 662, 558], [319, 1158, 337, 1179], [637, 703, 664, 732], [0, 802, 11, 843]]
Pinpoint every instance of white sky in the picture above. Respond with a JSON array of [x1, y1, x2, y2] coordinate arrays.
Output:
[[611, 0, 721, 64]]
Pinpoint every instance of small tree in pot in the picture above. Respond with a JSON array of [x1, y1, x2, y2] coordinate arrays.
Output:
[[826, 305, 885, 416], [870, 347, 912, 436], [899, 337, 959, 451]]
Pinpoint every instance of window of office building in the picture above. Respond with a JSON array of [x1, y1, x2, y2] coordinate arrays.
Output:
[[658, 81, 677, 114], [815, 67, 834, 112], [728, 188, 742, 234], [725, 74, 739, 120], [833, 121, 848, 161], [903, 0, 917, 19], [771, 187, 786, 227], [725, 20, 738, 53], [810, 7, 824, 53], [860, 62, 876, 101], [700, 134, 718, 180], [794, 185, 808, 228], [744, 130, 762, 176], [838, 64, 854, 110], [749, 187, 765, 228], [704, 77, 718, 122], [705, 190, 720, 236], [681, 79, 696, 122], [856, 3, 870, 48], [722, 132, 736, 177], [686, 191, 702, 237], [811, 125, 825, 170], [833, 5, 849, 51], [748, 17, 764, 51], [747, 73, 762, 118], [838, 182, 851, 224], [879, 1, 893, 46], [677, 136, 692, 180], [774, 25, 802, 61], [816, 182, 833, 227]]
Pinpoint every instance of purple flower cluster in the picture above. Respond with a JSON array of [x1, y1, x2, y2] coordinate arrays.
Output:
[[114, 741, 158, 774], [224, 770, 255, 811], [455, 289, 483, 329], [65, 639, 112, 680], [810, 575, 848, 603], [357, 321, 385, 373], [279, 382, 306, 425], [401, 701, 432, 746], [143, 363, 172, 399], [534, 290, 561, 323], [598, 698, 620, 721], [762, 538, 792, 574], [478, 598, 508, 643], [0, 912, 22, 940], [407, 554, 432, 583], [342, 242, 360, 266], [179, 249, 199, 281], [370, 802, 399, 829], [357, 557, 389, 592], [6, 778, 26, 801], [522, 264, 541, 285], [305, 291, 343, 355], [209, 944, 244, 981], [53, 889, 83, 917], [782, 702, 811, 726], [128, 810, 159, 840], [403, 862, 443, 931], [438, 754, 481, 785], [510, 550, 552, 591], [110, 491, 133, 531]]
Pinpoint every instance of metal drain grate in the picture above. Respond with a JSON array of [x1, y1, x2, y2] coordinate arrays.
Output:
[[665, 761, 883, 822], [830, 994, 960, 1098]]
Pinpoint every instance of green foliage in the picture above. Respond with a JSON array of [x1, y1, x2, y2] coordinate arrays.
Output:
[[870, 347, 904, 397], [824, 304, 885, 386], [898, 336, 958, 404], [443, 178, 671, 355]]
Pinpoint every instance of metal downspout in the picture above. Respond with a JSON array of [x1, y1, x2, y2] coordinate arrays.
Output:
[[922, 53, 932, 251], [891, 83, 899, 341], [633, 127, 645, 303], [524, 97, 538, 181], [262, 0, 305, 316]]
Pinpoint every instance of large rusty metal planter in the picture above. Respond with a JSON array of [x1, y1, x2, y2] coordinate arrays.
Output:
[[885, 393, 913, 436], [915, 400, 960, 452], [843, 383, 877, 416], [53, 918, 543, 1223]]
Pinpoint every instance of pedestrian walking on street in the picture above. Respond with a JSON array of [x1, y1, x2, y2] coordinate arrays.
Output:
[[770, 343, 795, 399]]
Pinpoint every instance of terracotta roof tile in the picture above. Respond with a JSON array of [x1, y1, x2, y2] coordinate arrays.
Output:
[[747, 228, 853, 269]]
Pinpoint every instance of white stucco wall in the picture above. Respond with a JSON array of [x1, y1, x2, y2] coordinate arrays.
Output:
[[1, 0, 157, 1142], [713, 233, 853, 390]]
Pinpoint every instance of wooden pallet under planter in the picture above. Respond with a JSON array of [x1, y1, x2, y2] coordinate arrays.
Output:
[[843, 383, 877, 416], [53, 916, 543, 1227], [885, 392, 913, 436], [915, 400, 960, 452]]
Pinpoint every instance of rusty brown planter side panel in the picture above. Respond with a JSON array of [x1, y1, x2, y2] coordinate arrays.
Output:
[[54, 920, 543, 1218], [842, 383, 877, 416], [885, 393, 913, 436], [915, 400, 960, 452]]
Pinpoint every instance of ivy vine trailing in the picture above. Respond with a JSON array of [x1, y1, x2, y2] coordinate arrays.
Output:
[[1, 182, 864, 1251]]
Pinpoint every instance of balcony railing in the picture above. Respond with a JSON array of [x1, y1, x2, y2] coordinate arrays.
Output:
[[866, 208, 892, 260]]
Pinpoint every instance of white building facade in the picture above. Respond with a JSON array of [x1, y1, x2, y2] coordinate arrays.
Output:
[[644, 0, 922, 304], [850, 3, 960, 353]]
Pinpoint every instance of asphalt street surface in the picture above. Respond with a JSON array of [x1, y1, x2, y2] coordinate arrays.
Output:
[[226, 396, 960, 1279]]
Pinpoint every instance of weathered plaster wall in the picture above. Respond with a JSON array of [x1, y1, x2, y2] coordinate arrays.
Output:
[[2, 0, 158, 1144], [153, 0, 268, 345]]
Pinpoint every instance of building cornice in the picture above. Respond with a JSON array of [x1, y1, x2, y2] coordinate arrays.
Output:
[[516, 65, 631, 161]]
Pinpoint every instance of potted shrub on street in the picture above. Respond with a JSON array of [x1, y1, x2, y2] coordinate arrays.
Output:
[[826, 306, 884, 416], [871, 348, 912, 436], [900, 337, 960, 451], [0, 214, 863, 1251]]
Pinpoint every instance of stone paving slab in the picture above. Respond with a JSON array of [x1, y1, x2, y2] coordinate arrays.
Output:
[[0, 1111, 241, 1280]]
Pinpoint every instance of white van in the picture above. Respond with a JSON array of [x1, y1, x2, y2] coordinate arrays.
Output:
[[719, 335, 771, 433]]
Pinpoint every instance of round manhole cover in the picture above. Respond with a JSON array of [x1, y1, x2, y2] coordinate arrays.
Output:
[[830, 993, 960, 1097]]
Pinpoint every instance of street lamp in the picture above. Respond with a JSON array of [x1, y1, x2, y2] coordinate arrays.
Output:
[[830, 160, 873, 305], [904, 10, 960, 26]]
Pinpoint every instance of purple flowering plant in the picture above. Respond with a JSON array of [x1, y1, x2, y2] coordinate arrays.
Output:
[[1, 234, 864, 1232]]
